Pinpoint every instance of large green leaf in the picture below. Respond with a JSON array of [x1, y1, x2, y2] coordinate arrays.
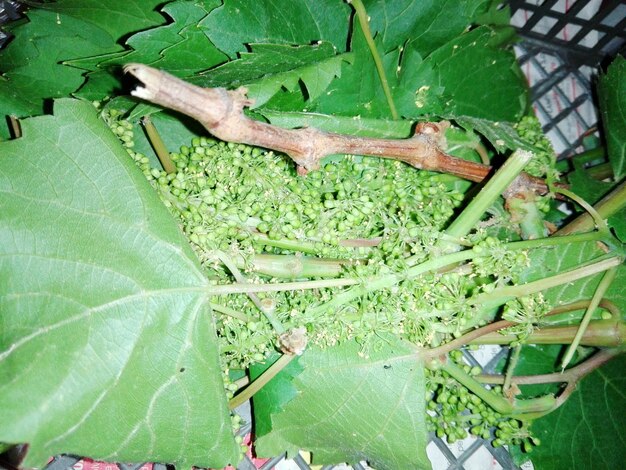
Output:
[[396, 26, 527, 121], [521, 241, 626, 317], [253, 337, 430, 470], [513, 241, 626, 467], [0, 10, 116, 131], [363, 0, 491, 54], [513, 354, 626, 469], [200, 0, 351, 59], [0, 99, 239, 468], [68, 0, 228, 99], [190, 42, 351, 107], [0, 0, 166, 138], [311, 21, 526, 122], [310, 19, 421, 119], [42, 0, 165, 40], [453, 115, 535, 153], [598, 56, 626, 181]]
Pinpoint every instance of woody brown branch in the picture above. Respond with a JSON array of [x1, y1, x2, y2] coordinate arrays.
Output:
[[124, 63, 550, 194]]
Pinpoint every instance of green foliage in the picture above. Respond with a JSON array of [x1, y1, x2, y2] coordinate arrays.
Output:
[[254, 337, 430, 470], [512, 355, 626, 469], [395, 26, 527, 121], [189, 42, 352, 107], [0, 100, 238, 468], [362, 0, 492, 54], [200, 0, 351, 59], [68, 0, 228, 99], [598, 56, 626, 181], [521, 240, 626, 314], [565, 56, 626, 242], [0, 0, 166, 136]]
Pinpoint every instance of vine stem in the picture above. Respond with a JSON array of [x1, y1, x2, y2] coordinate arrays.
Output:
[[557, 179, 626, 236], [472, 255, 622, 311], [212, 250, 286, 333], [439, 359, 556, 415], [308, 234, 617, 319], [228, 353, 296, 410], [210, 302, 251, 323], [445, 149, 533, 240], [205, 277, 360, 295], [142, 116, 176, 173], [124, 64, 553, 194], [476, 348, 622, 386], [503, 344, 522, 393], [349, 0, 399, 120], [560, 266, 617, 369], [423, 298, 623, 359], [8, 115, 21, 139], [554, 186, 609, 234]]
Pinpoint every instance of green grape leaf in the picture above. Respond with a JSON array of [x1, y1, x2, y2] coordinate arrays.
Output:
[[249, 353, 304, 439], [566, 163, 626, 242], [396, 26, 527, 121], [42, 0, 165, 40], [453, 116, 535, 153], [312, 23, 526, 122], [598, 56, 626, 181], [254, 338, 430, 470], [363, 0, 491, 54], [200, 0, 351, 59], [68, 1, 228, 99], [311, 20, 422, 119], [0, 0, 166, 137], [189, 43, 352, 107], [0, 10, 117, 132], [521, 241, 626, 316], [0, 99, 239, 468], [512, 354, 626, 469]]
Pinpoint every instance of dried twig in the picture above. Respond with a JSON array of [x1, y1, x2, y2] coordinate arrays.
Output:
[[124, 63, 551, 194]]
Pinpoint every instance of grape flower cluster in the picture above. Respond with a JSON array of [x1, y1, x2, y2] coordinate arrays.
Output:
[[102, 107, 545, 451]]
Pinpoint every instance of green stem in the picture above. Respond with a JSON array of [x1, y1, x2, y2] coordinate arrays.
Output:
[[557, 179, 626, 236], [571, 146, 605, 165], [506, 195, 548, 240], [349, 0, 399, 120], [251, 232, 320, 255], [476, 348, 622, 386], [586, 162, 613, 180], [445, 150, 533, 241], [206, 277, 360, 295], [438, 359, 556, 415], [306, 249, 476, 317], [504, 230, 606, 250], [228, 353, 296, 410], [8, 115, 21, 139], [308, 233, 612, 318], [472, 255, 623, 311], [561, 266, 618, 369], [213, 250, 286, 333], [423, 300, 622, 360], [210, 302, 251, 323], [471, 319, 626, 347], [554, 187, 609, 234], [142, 116, 176, 174], [503, 344, 521, 393], [235, 253, 347, 279]]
